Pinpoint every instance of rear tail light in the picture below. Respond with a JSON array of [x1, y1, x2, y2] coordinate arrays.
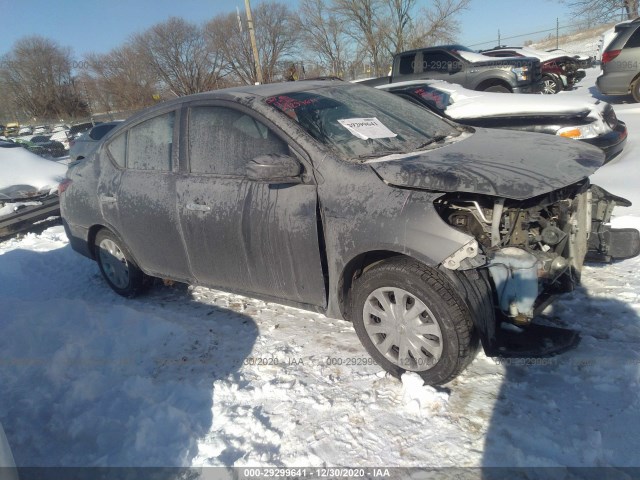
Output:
[[602, 50, 621, 64], [58, 178, 72, 194]]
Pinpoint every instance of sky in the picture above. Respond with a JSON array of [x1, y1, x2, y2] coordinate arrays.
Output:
[[0, 0, 576, 58]]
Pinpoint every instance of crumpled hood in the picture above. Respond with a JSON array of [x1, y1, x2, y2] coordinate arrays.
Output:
[[368, 128, 605, 200]]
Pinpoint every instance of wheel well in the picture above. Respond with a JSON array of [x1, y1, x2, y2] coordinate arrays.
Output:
[[338, 251, 417, 320], [87, 224, 107, 259], [630, 71, 640, 92], [476, 79, 512, 92]]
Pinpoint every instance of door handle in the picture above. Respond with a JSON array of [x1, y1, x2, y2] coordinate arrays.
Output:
[[186, 202, 211, 212], [99, 195, 117, 204]]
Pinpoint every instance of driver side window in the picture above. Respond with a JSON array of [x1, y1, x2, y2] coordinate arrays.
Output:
[[188, 106, 289, 175]]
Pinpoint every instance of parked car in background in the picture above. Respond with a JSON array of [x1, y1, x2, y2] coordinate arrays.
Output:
[[32, 125, 49, 135], [60, 80, 639, 385], [68, 122, 96, 141], [18, 126, 33, 136], [481, 46, 586, 94], [597, 17, 640, 101], [69, 121, 121, 162], [4, 123, 20, 136], [29, 135, 67, 158], [379, 79, 627, 162], [360, 44, 543, 93], [49, 129, 70, 151], [0, 145, 66, 238]]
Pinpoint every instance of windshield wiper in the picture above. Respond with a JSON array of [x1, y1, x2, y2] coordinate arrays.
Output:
[[414, 134, 452, 150]]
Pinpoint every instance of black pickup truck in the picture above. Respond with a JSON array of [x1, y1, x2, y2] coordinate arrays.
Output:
[[362, 44, 543, 93]]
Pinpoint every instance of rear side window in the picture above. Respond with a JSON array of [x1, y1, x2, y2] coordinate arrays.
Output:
[[89, 124, 117, 140], [398, 54, 415, 74], [625, 27, 640, 49], [127, 112, 174, 171], [188, 106, 288, 175]]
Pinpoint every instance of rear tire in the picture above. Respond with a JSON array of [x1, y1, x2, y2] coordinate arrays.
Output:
[[349, 258, 478, 385], [95, 229, 147, 297]]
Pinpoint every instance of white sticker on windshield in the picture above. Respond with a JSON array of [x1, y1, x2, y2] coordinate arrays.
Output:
[[337, 117, 397, 140]]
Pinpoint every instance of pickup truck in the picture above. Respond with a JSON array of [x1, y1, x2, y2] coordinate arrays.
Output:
[[361, 44, 543, 93]]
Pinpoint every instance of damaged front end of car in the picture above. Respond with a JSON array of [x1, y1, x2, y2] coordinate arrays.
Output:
[[436, 181, 640, 356]]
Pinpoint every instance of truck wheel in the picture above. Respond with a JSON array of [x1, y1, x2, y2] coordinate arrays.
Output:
[[349, 258, 478, 385], [95, 229, 148, 297], [542, 75, 561, 94], [483, 84, 511, 93]]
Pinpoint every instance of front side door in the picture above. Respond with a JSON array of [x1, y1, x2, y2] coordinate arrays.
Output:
[[98, 109, 192, 282], [176, 103, 326, 307], [421, 50, 465, 82]]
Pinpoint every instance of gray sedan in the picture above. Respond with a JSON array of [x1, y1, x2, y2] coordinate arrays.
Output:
[[60, 80, 639, 385]]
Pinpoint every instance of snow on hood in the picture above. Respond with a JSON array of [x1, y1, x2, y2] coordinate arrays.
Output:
[[0, 147, 67, 200], [384, 79, 602, 120]]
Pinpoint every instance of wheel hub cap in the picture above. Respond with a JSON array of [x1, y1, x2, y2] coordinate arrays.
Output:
[[98, 238, 130, 289], [363, 287, 443, 371]]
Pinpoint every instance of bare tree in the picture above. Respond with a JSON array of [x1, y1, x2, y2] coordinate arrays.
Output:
[[333, 0, 389, 76], [82, 44, 159, 114], [409, 0, 471, 49], [564, 0, 638, 22], [206, 2, 298, 84], [0, 36, 87, 120], [134, 17, 226, 96], [383, 0, 416, 54], [296, 0, 351, 76]]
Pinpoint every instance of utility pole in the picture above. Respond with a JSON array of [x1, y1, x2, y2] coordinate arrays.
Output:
[[244, 0, 264, 84], [498, 29, 501, 46], [556, 17, 559, 49]]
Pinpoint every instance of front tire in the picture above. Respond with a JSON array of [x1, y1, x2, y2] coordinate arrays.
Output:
[[350, 258, 478, 385], [541, 75, 561, 94], [94, 229, 147, 297]]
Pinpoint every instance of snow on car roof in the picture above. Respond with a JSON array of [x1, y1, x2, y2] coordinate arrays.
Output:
[[0, 146, 67, 199]]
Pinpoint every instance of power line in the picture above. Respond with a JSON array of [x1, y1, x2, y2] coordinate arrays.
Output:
[[467, 20, 606, 48]]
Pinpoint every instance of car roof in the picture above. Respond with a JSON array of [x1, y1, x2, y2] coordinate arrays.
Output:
[[119, 79, 347, 126]]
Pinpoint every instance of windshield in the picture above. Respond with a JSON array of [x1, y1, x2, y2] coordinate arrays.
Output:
[[265, 84, 460, 162]]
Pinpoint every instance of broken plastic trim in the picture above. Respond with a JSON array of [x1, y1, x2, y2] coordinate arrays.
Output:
[[442, 239, 485, 270]]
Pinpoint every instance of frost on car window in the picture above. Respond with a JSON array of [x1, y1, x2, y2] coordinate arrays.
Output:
[[127, 111, 174, 171], [189, 107, 288, 175], [107, 132, 126, 167], [265, 84, 459, 162]]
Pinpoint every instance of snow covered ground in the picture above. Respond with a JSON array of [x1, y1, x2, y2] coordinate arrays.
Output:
[[1, 67, 640, 472]]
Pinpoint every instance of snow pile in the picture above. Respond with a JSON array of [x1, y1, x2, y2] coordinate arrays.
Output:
[[0, 147, 67, 199]]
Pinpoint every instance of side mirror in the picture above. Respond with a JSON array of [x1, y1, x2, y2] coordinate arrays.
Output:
[[246, 154, 302, 183]]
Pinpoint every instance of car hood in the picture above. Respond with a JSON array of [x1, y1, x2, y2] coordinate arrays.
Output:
[[367, 128, 605, 200]]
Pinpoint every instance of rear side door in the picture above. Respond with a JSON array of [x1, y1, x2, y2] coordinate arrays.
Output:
[[176, 102, 326, 307], [98, 108, 192, 282]]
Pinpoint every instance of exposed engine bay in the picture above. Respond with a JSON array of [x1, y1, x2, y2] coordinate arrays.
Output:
[[436, 181, 640, 326]]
